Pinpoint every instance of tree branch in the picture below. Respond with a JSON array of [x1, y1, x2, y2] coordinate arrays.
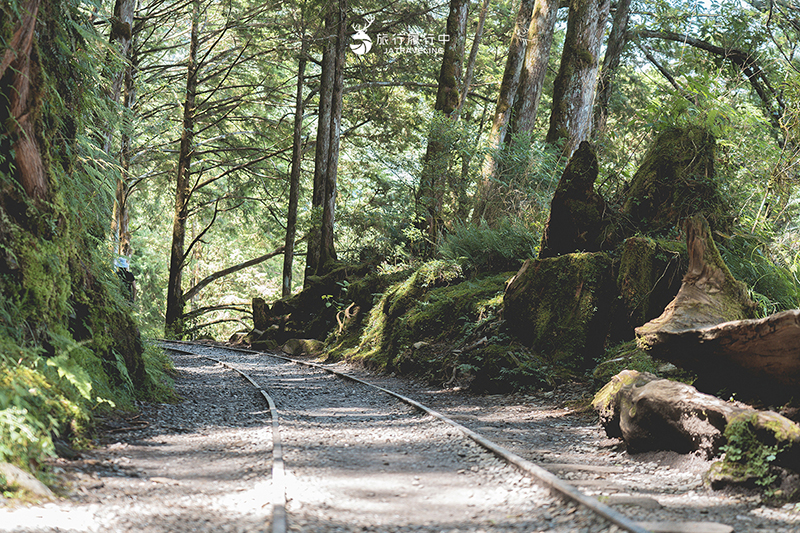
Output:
[[183, 245, 285, 302], [636, 28, 784, 129], [183, 304, 251, 321]]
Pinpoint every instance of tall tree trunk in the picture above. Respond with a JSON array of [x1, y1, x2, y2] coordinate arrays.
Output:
[[417, 0, 469, 250], [593, 0, 631, 138], [165, 0, 200, 338], [472, 0, 536, 225], [283, 36, 308, 298], [456, 0, 490, 117], [546, 0, 611, 156], [0, 0, 47, 202], [108, 0, 136, 258], [305, 6, 335, 285], [509, 0, 559, 136], [318, 0, 347, 273]]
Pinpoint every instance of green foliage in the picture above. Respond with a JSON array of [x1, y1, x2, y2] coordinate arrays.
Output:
[[718, 233, 800, 316], [719, 414, 782, 490], [439, 218, 538, 273]]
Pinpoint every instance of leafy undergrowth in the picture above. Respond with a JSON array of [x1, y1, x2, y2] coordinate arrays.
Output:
[[325, 260, 579, 393], [0, 338, 174, 492]]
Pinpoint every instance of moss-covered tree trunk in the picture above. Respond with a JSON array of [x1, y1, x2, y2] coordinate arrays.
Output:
[[417, 0, 468, 252], [545, 0, 611, 156], [508, 0, 559, 136], [472, 0, 536, 225], [165, 0, 200, 338]]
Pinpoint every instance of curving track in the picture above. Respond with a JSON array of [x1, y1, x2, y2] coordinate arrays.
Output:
[[160, 341, 650, 533]]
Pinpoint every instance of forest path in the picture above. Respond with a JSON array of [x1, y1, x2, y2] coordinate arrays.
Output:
[[0, 343, 798, 532]]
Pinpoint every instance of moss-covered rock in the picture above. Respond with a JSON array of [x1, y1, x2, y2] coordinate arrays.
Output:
[[503, 252, 617, 367], [352, 261, 503, 371]]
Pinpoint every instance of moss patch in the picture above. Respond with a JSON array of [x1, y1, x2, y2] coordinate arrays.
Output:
[[503, 252, 617, 367], [616, 236, 687, 329]]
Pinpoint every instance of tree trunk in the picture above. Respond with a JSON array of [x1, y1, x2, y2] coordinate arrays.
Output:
[[165, 0, 200, 338], [0, 0, 47, 202], [319, 0, 347, 274], [592, 0, 631, 138], [509, 0, 559, 136], [546, 0, 611, 156], [109, 6, 136, 257], [305, 6, 335, 285], [283, 36, 307, 298], [417, 0, 469, 251], [472, 0, 536, 225], [455, 0, 490, 117]]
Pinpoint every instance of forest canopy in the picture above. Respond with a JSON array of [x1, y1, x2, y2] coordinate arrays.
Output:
[[97, 0, 799, 341]]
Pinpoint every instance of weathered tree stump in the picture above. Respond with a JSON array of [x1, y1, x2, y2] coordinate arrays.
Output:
[[620, 126, 727, 235], [633, 216, 800, 402], [539, 141, 614, 259], [503, 251, 617, 365]]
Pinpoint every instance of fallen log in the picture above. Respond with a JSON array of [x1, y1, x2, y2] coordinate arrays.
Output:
[[635, 215, 800, 403]]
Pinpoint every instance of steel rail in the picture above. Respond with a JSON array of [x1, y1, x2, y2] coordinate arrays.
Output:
[[160, 340, 651, 533], [161, 344, 286, 533]]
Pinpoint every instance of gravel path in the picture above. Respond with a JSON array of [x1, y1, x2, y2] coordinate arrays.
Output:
[[0, 342, 799, 533]]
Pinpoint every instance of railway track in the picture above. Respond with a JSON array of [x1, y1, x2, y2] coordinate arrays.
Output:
[[3, 341, 798, 532], [157, 340, 739, 533]]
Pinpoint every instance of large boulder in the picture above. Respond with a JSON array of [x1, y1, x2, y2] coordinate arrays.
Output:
[[593, 370, 800, 468]]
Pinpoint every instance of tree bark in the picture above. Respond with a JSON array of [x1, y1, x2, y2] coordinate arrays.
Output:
[[319, 0, 347, 274], [305, 6, 335, 284], [0, 0, 47, 201], [592, 0, 631, 138], [165, 0, 200, 338], [283, 36, 308, 298], [417, 0, 469, 251], [455, 0, 490, 117], [108, 0, 137, 258], [509, 0, 559, 136], [472, 0, 536, 225], [546, 0, 611, 156]]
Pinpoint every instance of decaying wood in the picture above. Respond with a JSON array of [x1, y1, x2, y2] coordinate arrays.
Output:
[[635, 216, 800, 402], [637, 215, 754, 340]]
